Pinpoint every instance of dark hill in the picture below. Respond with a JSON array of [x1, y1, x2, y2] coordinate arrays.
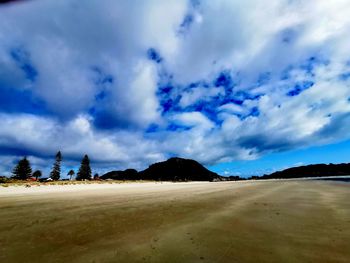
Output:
[[101, 157, 222, 181], [138, 157, 222, 181], [100, 169, 138, 180], [261, 163, 350, 179]]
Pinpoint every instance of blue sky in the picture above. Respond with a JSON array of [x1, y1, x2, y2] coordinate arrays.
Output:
[[0, 0, 350, 177], [209, 139, 350, 177]]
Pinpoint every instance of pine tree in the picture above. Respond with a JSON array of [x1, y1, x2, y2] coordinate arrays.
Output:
[[67, 169, 75, 180], [93, 173, 99, 180], [50, 151, 62, 181], [32, 170, 42, 180], [76, 155, 91, 181], [12, 157, 32, 180]]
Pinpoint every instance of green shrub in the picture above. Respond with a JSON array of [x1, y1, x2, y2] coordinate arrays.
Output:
[[0, 177, 8, 184]]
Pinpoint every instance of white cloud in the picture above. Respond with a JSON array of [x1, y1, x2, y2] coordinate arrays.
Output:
[[0, 0, 187, 124], [1, 0, 350, 174], [0, 113, 165, 171], [179, 85, 224, 108], [172, 111, 215, 131]]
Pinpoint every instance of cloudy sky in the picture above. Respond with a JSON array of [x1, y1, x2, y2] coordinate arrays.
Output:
[[1, 0, 350, 177]]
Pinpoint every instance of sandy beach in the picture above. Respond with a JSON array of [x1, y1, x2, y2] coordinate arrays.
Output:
[[0, 180, 349, 263]]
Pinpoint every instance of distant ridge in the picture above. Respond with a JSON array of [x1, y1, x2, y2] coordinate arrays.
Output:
[[101, 157, 223, 181], [261, 163, 350, 179]]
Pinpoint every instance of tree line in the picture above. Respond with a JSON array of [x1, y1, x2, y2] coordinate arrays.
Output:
[[11, 151, 93, 181]]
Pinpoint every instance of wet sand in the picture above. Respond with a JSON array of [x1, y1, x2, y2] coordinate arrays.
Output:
[[0, 180, 349, 263]]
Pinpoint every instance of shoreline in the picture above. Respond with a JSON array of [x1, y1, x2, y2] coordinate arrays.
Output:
[[1, 177, 349, 196], [0, 181, 235, 197]]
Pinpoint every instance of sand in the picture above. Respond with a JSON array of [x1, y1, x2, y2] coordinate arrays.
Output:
[[0, 180, 349, 263]]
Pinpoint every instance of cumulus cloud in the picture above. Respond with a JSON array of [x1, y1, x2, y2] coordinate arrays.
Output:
[[0, 0, 350, 175], [179, 85, 225, 108], [0, 113, 166, 174], [0, 0, 187, 122]]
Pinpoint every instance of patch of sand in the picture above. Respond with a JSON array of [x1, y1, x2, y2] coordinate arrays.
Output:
[[0, 180, 349, 263]]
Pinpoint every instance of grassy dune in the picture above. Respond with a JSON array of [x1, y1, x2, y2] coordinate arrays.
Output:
[[0, 181, 349, 263]]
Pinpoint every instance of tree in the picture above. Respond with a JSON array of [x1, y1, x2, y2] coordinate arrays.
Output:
[[93, 173, 99, 180], [12, 157, 32, 180], [50, 151, 62, 181], [76, 155, 91, 180], [67, 169, 75, 180], [32, 170, 42, 181]]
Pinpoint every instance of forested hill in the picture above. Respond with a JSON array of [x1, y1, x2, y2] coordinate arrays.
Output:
[[261, 163, 350, 179], [101, 157, 223, 181]]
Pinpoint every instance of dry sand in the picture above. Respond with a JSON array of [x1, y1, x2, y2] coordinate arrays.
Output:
[[0, 180, 349, 263]]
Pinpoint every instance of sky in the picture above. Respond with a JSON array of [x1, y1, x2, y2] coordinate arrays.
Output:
[[0, 0, 350, 178]]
